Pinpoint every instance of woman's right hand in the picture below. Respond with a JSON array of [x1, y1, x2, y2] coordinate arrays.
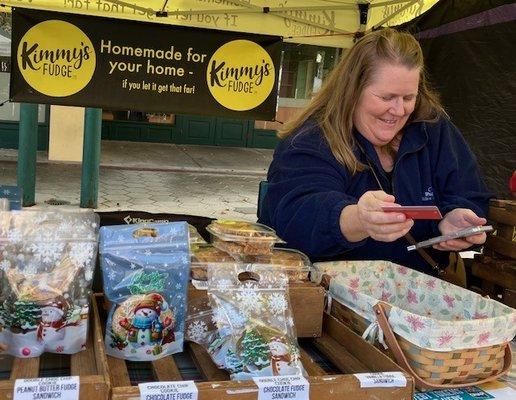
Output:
[[341, 190, 414, 242]]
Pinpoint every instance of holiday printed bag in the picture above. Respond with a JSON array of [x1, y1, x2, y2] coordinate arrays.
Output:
[[0, 210, 99, 358], [185, 296, 237, 371], [100, 222, 190, 361], [207, 264, 305, 379]]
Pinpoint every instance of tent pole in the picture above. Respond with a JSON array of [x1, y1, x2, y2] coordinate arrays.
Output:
[[80, 108, 102, 209], [17, 103, 38, 207]]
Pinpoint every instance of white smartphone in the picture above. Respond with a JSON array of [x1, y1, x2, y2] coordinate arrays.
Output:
[[407, 225, 493, 251]]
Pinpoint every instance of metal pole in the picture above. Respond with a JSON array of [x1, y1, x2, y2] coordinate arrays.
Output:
[[17, 103, 38, 207], [80, 108, 102, 209]]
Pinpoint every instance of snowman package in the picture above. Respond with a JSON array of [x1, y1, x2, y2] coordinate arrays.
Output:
[[205, 263, 305, 379], [100, 221, 190, 361], [0, 210, 99, 358]]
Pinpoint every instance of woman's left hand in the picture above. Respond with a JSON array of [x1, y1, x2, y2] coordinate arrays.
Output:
[[433, 208, 487, 251]]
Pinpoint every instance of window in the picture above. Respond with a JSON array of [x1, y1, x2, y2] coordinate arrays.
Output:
[[279, 43, 340, 101], [101, 110, 175, 125]]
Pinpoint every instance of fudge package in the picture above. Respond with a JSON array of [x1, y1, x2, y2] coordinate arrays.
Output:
[[100, 222, 190, 361], [0, 210, 99, 357], [206, 264, 305, 379]]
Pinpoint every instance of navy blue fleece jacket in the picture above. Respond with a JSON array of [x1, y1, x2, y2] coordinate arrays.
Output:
[[258, 118, 493, 275]]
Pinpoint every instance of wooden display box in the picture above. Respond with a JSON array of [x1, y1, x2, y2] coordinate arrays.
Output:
[[188, 282, 326, 338], [0, 294, 110, 399], [95, 295, 414, 400], [101, 283, 325, 339], [471, 199, 516, 307]]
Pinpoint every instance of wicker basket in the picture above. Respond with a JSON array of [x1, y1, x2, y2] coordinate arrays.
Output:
[[317, 261, 515, 390], [375, 302, 511, 390]]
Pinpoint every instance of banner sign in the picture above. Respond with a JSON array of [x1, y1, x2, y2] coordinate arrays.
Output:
[[10, 8, 282, 120]]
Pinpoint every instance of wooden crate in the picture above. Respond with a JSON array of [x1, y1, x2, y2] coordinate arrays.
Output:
[[188, 282, 325, 338], [94, 296, 414, 400], [0, 294, 110, 399], [101, 283, 325, 339], [471, 199, 516, 307]]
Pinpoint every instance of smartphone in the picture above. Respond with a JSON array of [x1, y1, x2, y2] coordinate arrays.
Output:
[[407, 225, 494, 251], [381, 205, 442, 220]]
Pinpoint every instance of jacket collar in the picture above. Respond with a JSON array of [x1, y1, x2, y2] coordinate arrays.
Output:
[[354, 121, 428, 168]]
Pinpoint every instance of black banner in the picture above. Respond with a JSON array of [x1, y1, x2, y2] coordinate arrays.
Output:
[[10, 8, 282, 120]]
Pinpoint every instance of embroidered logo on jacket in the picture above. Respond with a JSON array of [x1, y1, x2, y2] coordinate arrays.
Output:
[[422, 187, 434, 201]]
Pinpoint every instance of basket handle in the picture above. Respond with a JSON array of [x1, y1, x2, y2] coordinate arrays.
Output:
[[373, 302, 513, 390]]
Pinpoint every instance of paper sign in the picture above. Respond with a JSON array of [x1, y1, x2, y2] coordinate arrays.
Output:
[[253, 375, 309, 400], [354, 371, 407, 388], [139, 380, 198, 400], [381, 206, 442, 220], [14, 376, 79, 400], [191, 279, 208, 290], [413, 386, 495, 399]]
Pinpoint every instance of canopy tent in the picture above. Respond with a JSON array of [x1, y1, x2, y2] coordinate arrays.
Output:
[[398, 0, 516, 197], [3, 1, 444, 208], [0, 0, 438, 48]]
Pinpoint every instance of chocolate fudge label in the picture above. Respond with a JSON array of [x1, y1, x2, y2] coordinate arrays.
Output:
[[354, 371, 407, 388], [14, 376, 79, 400], [253, 375, 309, 400], [138, 380, 198, 400]]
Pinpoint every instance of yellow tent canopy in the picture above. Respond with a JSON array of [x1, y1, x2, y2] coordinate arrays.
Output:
[[1, 0, 438, 48]]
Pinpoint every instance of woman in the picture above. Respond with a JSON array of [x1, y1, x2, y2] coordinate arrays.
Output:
[[258, 29, 493, 275]]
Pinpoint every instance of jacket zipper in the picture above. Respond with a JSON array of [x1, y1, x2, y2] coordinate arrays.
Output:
[[390, 141, 426, 200]]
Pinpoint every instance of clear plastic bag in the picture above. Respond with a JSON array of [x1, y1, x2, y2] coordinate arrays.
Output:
[[185, 296, 239, 372], [0, 210, 99, 358], [100, 222, 190, 361], [207, 263, 305, 379]]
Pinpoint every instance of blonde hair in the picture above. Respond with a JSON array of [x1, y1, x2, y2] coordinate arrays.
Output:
[[279, 28, 445, 174]]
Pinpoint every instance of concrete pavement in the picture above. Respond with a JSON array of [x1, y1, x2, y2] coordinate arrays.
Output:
[[0, 141, 274, 220]]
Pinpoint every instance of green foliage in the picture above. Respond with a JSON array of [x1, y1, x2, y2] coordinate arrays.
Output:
[[225, 348, 243, 373], [0, 300, 41, 331], [240, 329, 270, 371], [128, 271, 166, 295], [110, 331, 128, 350]]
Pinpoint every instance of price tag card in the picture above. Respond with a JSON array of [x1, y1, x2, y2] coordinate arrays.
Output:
[[253, 375, 309, 400], [139, 380, 198, 400], [354, 371, 407, 388], [14, 376, 79, 400], [381, 206, 442, 220]]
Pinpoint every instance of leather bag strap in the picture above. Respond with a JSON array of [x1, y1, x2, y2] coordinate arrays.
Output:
[[363, 157, 443, 274]]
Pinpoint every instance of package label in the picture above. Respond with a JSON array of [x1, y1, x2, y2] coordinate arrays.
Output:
[[139, 380, 198, 400], [253, 375, 309, 400], [14, 376, 79, 400], [191, 280, 208, 290]]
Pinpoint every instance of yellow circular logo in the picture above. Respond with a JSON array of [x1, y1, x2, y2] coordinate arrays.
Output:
[[207, 40, 275, 111], [17, 20, 95, 97]]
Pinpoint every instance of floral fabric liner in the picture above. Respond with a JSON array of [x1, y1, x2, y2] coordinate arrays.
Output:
[[314, 260, 516, 352]]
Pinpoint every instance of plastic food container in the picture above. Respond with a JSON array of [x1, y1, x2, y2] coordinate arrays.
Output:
[[190, 243, 236, 280], [241, 248, 312, 282], [188, 224, 207, 244], [206, 220, 283, 256]]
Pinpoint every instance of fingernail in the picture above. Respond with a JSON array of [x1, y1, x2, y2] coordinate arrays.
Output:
[[397, 214, 405, 221]]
